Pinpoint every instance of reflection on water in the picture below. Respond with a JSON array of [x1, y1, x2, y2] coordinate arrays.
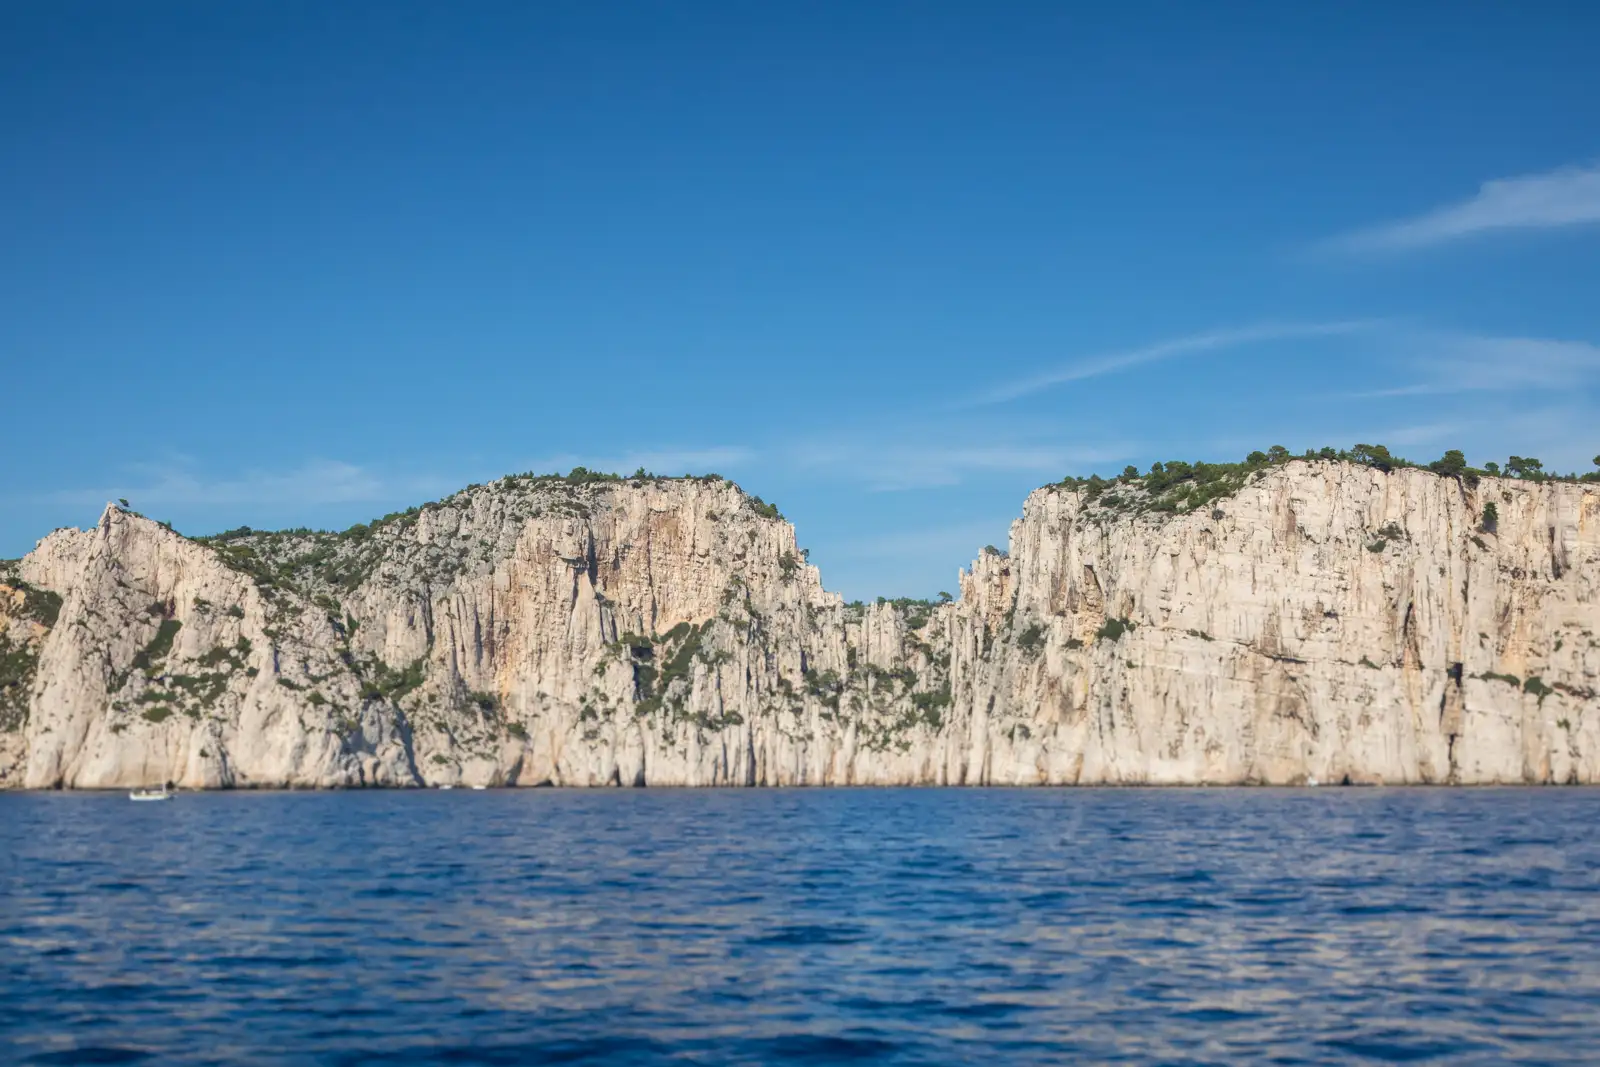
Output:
[[3, 788, 1598, 1064]]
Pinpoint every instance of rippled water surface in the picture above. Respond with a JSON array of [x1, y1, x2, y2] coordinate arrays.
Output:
[[3, 789, 1599, 1065]]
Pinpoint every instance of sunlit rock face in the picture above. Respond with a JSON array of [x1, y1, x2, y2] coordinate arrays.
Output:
[[3, 461, 1596, 789]]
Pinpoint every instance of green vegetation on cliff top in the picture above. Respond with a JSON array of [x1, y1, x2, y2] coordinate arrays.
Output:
[[1059, 445, 1599, 518], [193, 468, 744, 548], [95, 446, 1596, 604], [151, 447, 1595, 555]]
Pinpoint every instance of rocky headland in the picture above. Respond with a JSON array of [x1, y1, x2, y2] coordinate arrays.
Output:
[[3, 454, 1597, 788]]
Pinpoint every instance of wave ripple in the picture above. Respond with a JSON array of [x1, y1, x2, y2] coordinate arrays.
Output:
[[4, 788, 1598, 1064]]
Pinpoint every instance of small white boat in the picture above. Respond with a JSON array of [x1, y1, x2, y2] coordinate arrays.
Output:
[[472, 785, 487, 791], [438, 784, 454, 791], [129, 788, 171, 802]]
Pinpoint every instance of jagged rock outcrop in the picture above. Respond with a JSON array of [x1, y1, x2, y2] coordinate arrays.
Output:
[[2, 461, 1596, 788]]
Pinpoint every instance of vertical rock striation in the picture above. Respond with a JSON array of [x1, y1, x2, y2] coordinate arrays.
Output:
[[956, 462, 1599, 785]]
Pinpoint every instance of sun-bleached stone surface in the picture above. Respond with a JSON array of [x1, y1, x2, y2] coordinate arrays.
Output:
[[2, 461, 1595, 789]]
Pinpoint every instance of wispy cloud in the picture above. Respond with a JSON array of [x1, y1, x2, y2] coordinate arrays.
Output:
[[1347, 332, 1600, 397], [1327, 162, 1600, 253], [972, 320, 1377, 406], [789, 439, 1134, 491], [42, 447, 754, 512], [35, 449, 759, 535], [44, 458, 429, 510]]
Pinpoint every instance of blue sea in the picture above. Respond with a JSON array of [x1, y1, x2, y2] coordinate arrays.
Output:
[[3, 788, 1598, 1065]]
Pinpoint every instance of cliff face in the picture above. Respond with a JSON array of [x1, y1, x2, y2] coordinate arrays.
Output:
[[961, 463, 1599, 785], [2, 461, 1596, 789]]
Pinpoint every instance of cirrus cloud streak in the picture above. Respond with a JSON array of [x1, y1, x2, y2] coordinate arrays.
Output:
[[1327, 163, 1600, 253]]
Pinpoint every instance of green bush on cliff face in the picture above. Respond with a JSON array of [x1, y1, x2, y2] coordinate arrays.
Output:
[[656, 625, 705, 691], [372, 658, 426, 701], [909, 686, 952, 729], [131, 619, 182, 675], [748, 496, 783, 521], [1096, 617, 1136, 642], [803, 668, 844, 711], [626, 623, 707, 719], [4, 581, 63, 628], [197, 637, 250, 669], [1017, 623, 1046, 654], [0, 635, 38, 732], [882, 597, 939, 630], [355, 656, 425, 703]]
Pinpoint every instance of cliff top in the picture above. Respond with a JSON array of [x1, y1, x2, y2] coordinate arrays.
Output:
[[190, 467, 776, 546], [22, 447, 1597, 609], [1043, 445, 1600, 524], [163, 471, 791, 608]]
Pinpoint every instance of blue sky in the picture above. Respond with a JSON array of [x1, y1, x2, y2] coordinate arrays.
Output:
[[3, 2, 1599, 598]]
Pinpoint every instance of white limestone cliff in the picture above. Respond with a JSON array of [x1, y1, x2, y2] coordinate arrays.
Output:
[[1, 460, 1595, 789]]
